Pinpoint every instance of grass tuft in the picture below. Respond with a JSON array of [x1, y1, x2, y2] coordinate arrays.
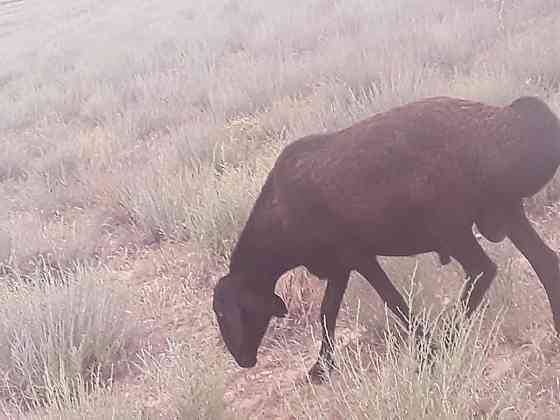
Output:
[[287, 298, 506, 419], [136, 338, 228, 420], [0, 263, 137, 408]]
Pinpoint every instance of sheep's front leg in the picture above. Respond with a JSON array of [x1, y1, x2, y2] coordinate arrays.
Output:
[[308, 269, 350, 383], [507, 202, 560, 335]]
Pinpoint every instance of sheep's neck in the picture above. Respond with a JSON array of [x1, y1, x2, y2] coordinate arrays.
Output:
[[229, 174, 295, 293], [229, 234, 293, 294]]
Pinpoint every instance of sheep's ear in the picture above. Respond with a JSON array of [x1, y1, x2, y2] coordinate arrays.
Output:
[[270, 293, 288, 318]]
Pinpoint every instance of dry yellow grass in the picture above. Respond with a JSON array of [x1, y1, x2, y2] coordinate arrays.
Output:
[[2, 0, 560, 418]]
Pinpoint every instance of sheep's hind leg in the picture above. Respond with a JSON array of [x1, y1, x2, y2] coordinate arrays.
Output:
[[507, 202, 560, 336], [308, 267, 350, 383]]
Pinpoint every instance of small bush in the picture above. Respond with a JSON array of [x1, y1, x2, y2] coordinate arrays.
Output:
[[0, 263, 137, 408]]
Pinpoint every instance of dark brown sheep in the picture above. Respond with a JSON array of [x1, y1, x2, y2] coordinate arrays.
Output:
[[213, 96, 560, 382]]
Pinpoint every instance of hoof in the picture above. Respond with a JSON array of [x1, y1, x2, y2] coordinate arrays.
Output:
[[554, 320, 560, 338], [307, 361, 334, 384]]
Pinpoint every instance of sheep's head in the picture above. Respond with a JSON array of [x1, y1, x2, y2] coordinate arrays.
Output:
[[213, 273, 287, 368]]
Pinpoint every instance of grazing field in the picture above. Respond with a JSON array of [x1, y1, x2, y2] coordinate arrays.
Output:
[[1, 0, 560, 418]]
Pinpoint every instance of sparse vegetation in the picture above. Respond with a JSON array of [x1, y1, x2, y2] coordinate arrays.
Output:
[[2, 0, 560, 418], [135, 339, 228, 420], [0, 263, 136, 408], [1, 339, 228, 420], [286, 291, 507, 420]]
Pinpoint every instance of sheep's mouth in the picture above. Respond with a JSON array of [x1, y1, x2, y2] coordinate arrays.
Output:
[[233, 353, 257, 368], [237, 358, 257, 368]]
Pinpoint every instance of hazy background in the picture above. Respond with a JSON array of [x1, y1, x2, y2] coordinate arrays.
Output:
[[1, 0, 560, 418]]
